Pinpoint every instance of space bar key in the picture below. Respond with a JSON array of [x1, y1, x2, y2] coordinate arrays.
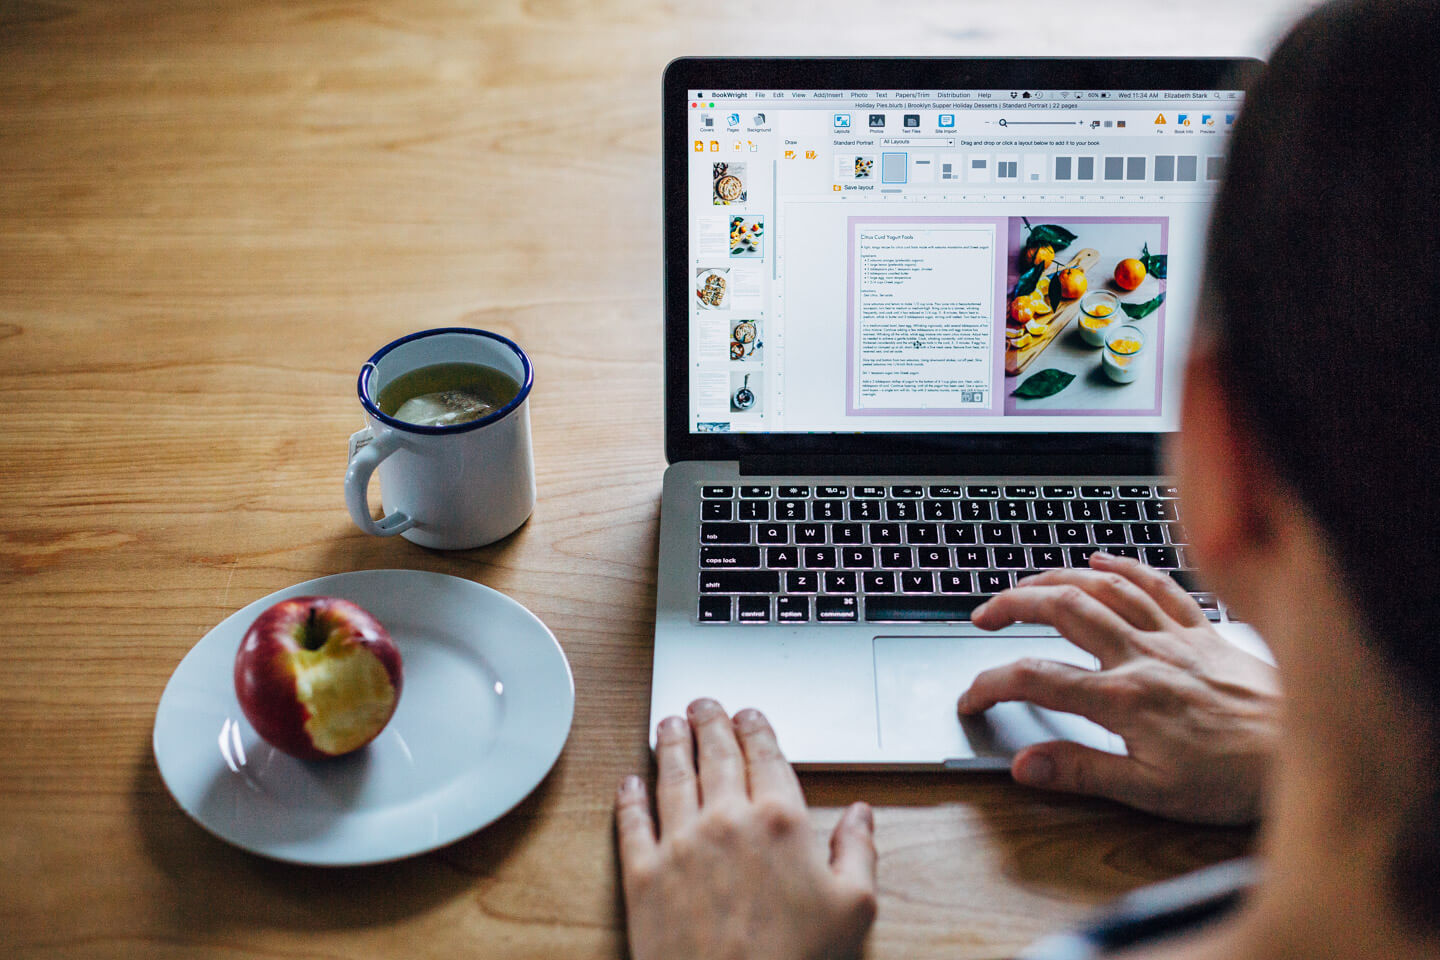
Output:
[[864, 596, 993, 621]]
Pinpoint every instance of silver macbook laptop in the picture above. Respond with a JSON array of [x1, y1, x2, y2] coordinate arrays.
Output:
[[652, 58, 1267, 767]]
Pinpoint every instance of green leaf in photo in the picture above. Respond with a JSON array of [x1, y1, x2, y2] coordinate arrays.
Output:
[[1027, 224, 1078, 251], [1012, 368, 1076, 399], [1011, 261, 1045, 298], [1140, 242, 1168, 279], [1047, 271, 1065, 312], [1121, 291, 1166, 319]]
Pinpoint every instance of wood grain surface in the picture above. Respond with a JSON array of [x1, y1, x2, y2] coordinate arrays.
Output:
[[0, 1, 1314, 957]]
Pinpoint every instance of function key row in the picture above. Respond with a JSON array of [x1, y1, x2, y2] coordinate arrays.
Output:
[[702, 499, 1180, 524], [701, 484, 1176, 500]]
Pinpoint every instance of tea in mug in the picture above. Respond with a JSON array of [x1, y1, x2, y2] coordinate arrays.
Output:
[[377, 362, 522, 427]]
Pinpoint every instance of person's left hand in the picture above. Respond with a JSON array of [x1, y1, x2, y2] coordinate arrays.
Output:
[[615, 699, 878, 960]]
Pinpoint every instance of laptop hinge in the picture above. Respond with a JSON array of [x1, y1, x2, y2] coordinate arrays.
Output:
[[738, 453, 1160, 477]]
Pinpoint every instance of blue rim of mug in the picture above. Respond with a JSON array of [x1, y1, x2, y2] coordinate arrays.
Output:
[[357, 327, 534, 436]]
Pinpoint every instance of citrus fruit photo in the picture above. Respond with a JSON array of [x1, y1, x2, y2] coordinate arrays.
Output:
[[1114, 257, 1147, 291]]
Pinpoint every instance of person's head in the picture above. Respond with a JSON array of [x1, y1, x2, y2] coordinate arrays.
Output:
[[1172, 0, 1439, 930]]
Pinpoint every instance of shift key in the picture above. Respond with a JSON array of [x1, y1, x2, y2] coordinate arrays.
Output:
[[700, 571, 781, 593]]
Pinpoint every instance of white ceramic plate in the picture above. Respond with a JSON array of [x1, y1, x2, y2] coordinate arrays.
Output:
[[153, 569, 574, 866]]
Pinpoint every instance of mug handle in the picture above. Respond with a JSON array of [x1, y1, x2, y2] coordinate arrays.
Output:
[[345, 426, 415, 537]]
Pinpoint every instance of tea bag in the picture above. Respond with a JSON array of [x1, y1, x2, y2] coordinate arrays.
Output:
[[394, 390, 494, 427]]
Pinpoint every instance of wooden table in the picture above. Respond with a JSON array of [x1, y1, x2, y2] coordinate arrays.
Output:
[[1, 2, 1308, 956]]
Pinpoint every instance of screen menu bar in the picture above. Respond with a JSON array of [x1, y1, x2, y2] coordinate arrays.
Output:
[[691, 90, 1242, 104]]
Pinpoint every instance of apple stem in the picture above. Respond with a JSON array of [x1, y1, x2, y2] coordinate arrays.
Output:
[[301, 607, 325, 651]]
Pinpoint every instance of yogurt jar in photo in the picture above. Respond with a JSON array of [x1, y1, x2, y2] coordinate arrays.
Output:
[[1102, 324, 1145, 383], [1078, 291, 1121, 346]]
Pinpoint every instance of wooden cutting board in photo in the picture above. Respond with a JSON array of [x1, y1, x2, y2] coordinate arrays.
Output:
[[1005, 247, 1101, 376]]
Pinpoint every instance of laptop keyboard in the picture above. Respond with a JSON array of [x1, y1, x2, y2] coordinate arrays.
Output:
[[696, 483, 1233, 624]]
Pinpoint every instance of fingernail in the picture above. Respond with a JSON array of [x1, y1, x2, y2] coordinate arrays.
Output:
[[1089, 550, 1112, 563], [659, 715, 686, 736], [1016, 752, 1055, 786], [971, 601, 989, 619], [733, 708, 764, 730], [619, 775, 643, 796], [688, 697, 721, 719], [955, 692, 971, 714], [851, 802, 874, 829]]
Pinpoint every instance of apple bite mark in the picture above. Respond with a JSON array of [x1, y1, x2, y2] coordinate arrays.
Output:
[[287, 643, 397, 756], [235, 596, 403, 760]]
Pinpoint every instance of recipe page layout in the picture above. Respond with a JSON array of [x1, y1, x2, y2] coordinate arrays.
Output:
[[849, 220, 1006, 414]]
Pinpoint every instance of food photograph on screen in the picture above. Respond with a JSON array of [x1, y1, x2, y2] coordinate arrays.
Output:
[[1002, 216, 1168, 416]]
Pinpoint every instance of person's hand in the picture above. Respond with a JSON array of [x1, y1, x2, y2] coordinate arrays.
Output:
[[958, 551, 1280, 824], [615, 699, 878, 960]]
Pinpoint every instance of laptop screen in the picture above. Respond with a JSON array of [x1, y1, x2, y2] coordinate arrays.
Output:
[[683, 84, 1243, 437]]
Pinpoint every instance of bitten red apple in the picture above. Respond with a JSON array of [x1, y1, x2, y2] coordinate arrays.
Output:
[[234, 596, 403, 760]]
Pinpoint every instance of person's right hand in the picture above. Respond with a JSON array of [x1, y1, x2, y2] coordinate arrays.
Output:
[[957, 551, 1281, 825]]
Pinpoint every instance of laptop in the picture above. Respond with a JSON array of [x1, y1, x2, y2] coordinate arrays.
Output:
[[652, 58, 1268, 767]]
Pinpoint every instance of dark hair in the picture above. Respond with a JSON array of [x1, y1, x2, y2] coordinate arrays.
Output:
[[1205, 0, 1440, 929]]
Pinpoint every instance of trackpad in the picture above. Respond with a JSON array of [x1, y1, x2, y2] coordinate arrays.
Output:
[[873, 635, 1124, 767]]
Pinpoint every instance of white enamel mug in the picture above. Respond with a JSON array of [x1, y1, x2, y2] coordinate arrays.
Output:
[[345, 328, 536, 550]]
